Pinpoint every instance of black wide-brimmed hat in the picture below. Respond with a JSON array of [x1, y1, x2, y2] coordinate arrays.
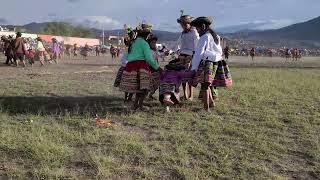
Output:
[[177, 15, 194, 24], [191, 16, 213, 26]]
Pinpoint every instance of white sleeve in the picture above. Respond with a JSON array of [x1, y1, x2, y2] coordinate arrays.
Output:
[[193, 30, 200, 53], [120, 53, 128, 67], [175, 34, 182, 52], [191, 36, 208, 71]]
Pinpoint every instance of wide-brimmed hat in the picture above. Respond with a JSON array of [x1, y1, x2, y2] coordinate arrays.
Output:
[[177, 15, 194, 24], [191, 16, 213, 26], [36, 37, 42, 41], [136, 23, 152, 33]]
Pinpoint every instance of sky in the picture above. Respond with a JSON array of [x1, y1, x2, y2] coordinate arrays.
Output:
[[0, 0, 319, 31]]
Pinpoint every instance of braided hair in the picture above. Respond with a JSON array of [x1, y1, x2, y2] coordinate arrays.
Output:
[[208, 28, 219, 44]]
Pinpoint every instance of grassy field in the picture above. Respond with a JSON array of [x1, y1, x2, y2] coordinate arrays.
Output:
[[0, 55, 319, 179]]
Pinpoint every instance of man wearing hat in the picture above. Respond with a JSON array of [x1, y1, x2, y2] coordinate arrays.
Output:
[[176, 14, 200, 101], [13, 32, 27, 67]]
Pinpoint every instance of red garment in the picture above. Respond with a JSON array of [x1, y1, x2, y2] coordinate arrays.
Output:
[[124, 60, 151, 72]]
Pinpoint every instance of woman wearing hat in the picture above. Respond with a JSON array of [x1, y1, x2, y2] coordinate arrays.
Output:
[[190, 17, 224, 112], [119, 23, 161, 110], [176, 15, 200, 101], [114, 27, 136, 102], [36, 37, 46, 66]]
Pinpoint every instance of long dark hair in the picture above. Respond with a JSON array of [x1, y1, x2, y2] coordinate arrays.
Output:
[[208, 28, 219, 44]]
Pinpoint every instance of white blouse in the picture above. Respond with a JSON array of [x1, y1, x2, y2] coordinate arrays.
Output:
[[176, 28, 199, 56], [191, 32, 223, 71]]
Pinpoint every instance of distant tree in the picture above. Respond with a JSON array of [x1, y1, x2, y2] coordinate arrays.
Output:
[[42, 22, 93, 38]]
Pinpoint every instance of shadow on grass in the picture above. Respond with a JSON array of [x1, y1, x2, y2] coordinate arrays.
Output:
[[0, 96, 127, 116]]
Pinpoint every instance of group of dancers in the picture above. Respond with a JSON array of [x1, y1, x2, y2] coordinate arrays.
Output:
[[114, 14, 232, 112], [1, 32, 61, 67]]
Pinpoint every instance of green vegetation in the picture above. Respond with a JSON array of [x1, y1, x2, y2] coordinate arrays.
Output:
[[42, 22, 93, 38], [0, 57, 319, 179]]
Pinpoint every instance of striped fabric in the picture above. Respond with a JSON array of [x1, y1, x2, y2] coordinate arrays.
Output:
[[193, 60, 232, 88], [120, 61, 152, 93], [193, 60, 217, 86], [213, 60, 232, 88]]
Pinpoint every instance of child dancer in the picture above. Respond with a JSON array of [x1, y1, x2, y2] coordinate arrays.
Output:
[[176, 14, 199, 101]]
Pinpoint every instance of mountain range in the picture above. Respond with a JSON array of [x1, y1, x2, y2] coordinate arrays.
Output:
[[1, 16, 320, 43], [216, 19, 294, 33], [246, 16, 320, 41]]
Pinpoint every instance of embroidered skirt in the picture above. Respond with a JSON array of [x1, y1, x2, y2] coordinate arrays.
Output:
[[193, 60, 232, 88], [120, 61, 152, 93], [193, 60, 218, 86]]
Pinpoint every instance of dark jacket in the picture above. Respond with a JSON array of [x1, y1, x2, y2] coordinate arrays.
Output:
[[14, 37, 26, 54]]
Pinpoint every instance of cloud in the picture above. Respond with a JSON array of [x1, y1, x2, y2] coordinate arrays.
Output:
[[67, 0, 81, 3], [241, 19, 294, 30], [47, 13, 57, 17], [0, 18, 8, 24], [62, 16, 122, 29]]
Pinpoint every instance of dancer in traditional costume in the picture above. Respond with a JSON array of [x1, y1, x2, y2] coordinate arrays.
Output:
[[36, 37, 46, 66], [13, 32, 27, 67], [52, 38, 61, 64], [176, 14, 199, 100], [191, 17, 232, 112], [119, 23, 161, 110], [114, 27, 136, 102]]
